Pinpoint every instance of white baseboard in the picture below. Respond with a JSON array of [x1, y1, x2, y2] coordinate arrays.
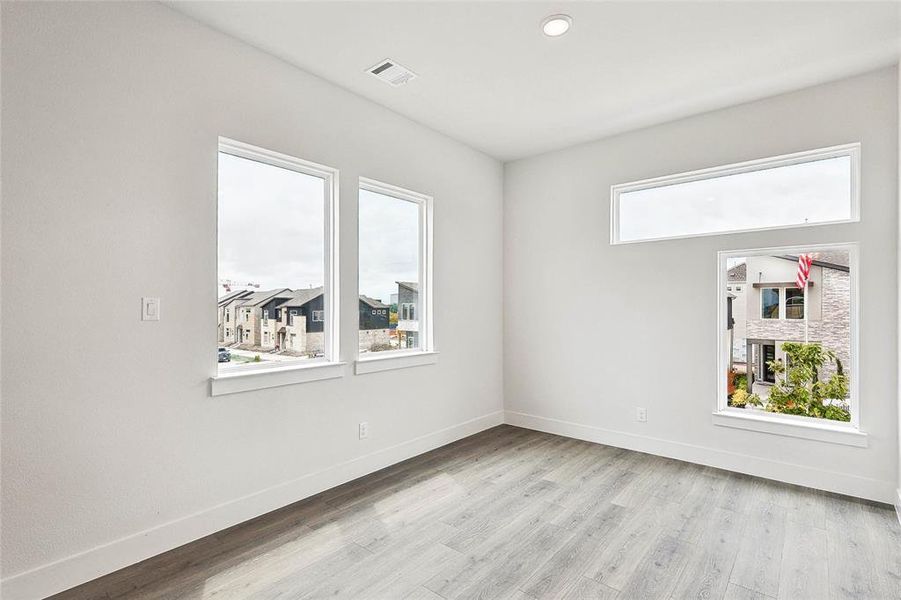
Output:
[[504, 410, 895, 504], [895, 489, 901, 528], [1, 410, 504, 600]]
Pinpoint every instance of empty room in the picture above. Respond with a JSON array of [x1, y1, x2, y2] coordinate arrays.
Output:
[[3, 1, 901, 599]]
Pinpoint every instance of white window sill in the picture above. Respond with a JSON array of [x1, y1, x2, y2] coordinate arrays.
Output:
[[712, 409, 867, 448], [211, 361, 345, 396], [355, 351, 439, 375]]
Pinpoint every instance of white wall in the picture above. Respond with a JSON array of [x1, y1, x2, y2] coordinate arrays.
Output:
[[897, 62, 901, 518], [0, 2, 503, 597], [504, 68, 898, 504]]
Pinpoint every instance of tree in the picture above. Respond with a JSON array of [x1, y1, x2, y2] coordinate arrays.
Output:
[[765, 342, 850, 422]]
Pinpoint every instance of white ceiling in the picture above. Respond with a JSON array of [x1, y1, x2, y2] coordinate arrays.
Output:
[[168, 1, 901, 161]]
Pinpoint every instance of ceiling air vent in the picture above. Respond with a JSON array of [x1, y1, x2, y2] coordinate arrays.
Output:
[[367, 59, 417, 87]]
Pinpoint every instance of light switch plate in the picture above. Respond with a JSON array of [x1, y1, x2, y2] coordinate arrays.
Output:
[[142, 297, 160, 321]]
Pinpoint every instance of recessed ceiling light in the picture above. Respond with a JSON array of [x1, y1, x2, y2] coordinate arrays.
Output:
[[541, 14, 572, 37]]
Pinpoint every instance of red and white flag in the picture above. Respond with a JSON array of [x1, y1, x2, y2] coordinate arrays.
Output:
[[796, 254, 813, 289]]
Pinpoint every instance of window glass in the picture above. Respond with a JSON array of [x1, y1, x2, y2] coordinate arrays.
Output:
[[217, 147, 328, 367], [785, 288, 804, 320], [613, 147, 857, 243], [761, 288, 780, 319], [724, 249, 852, 423], [358, 187, 420, 354]]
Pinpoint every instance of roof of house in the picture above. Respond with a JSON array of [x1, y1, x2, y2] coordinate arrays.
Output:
[[397, 281, 419, 293], [274, 288, 390, 310], [359, 295, 389, 309], [778, 253, 850, 272], [727, 263, 746, 283], [218, 289, 253, 307], [236, 288, 293, 307], [275, 287, 323, 308]]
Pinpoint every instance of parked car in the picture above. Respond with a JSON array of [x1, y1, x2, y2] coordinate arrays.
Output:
[[218, 347, 231, 362]]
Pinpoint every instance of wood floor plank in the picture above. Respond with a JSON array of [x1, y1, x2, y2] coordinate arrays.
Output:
[[669, 507, 745, 600], [728, 501, 786, 597], [520, 501, 626, 598], [557, 576, 619, 600], [49, 425, 901, 600], [583, 495, 688, 590], [825, 509, 891, 600], [439, 521, 570, 600], [777, 517, 828, 600], [724, 582, 775, 600], [403, 586, 447, 600], [616, 531, 692, 599]]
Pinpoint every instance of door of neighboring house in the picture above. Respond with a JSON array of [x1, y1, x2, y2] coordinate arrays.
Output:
[[761, 343, 777, 383]]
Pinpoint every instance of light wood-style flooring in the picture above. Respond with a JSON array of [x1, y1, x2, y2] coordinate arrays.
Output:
[[52, 425, 901, 599]]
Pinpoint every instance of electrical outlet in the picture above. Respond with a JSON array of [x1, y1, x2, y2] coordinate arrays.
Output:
[[359, 422, 369, 440], [636, 407, 647, 423]]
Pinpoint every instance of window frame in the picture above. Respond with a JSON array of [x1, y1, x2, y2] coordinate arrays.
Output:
[[610, 143, 861, 245], [212, 138, 343, 396], [784, 287, 805, 320], [715, 243, 864, 446], [760, 287, 781, 320], [356, 177, 437, 374]]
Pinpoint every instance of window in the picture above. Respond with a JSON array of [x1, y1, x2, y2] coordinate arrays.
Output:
[[761, 288, 780, 319], [357, 178, 433, 357], [785, 288, 804, 319], [216, 138, 339, 378], [718, 245, 859, 440], [611, 144, 859, 244]]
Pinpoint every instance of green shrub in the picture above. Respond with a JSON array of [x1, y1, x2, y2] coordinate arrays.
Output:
[[764, 342, 850, 422]]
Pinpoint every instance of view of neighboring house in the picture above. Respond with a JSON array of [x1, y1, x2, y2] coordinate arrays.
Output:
[[219, 288, 293, 348], [359, 295, 391, 351], [217, 288, 252, 344], [274, 287, 325, 355], [396, 281, 419, 349], [727, 252, 851, 398], [218, 286, 395, 358]]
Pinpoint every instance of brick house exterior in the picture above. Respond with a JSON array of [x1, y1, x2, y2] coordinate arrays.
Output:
[[731, 252, 850, 395]]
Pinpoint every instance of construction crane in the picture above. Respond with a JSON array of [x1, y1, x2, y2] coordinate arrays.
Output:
[[219, 279, 261, 293]]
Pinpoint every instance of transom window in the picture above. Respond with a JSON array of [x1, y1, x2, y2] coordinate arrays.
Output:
[[611, 144, 859, 244]]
